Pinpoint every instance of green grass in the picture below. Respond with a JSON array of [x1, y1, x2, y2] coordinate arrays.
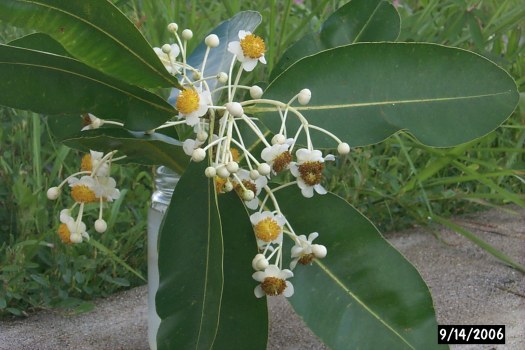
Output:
[[1, 0, 524, 316]]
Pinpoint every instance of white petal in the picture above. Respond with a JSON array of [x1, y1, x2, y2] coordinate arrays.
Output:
[[289, 163, 299, 177], [245, 198, 258, 210], [183, 139, 197, 156], [314, 184, 327, 195], [227, 41, 242, 56], [308, 232, 319, 242], [254, 285, 265, 298], [280, 269, 294, 280], [283, 281, 294, 297], [252, 271, 266, 282], [290, 259, 298, 270], [301, 186, 314, 198], [259, 55, 267, 64], [295, 148, 310, 162], [265, 265, 281, 277], [242, 59, 257, 72], [238, 30, 250, 39], [324, 154, 335, 161]]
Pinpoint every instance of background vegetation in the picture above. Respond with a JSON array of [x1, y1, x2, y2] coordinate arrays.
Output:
[[1, 0, 523, 316]]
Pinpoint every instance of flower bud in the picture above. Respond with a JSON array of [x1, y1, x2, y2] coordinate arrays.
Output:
[[192, 148, 206, 162], [249, 169, 260, 180], [205, 34, 220, 48], [205, 166, 217, 178], [312, 244, 327, 259], [225, 102, 244, 117], [167, 23, 178, 32], [298, 88, 312, 105], [249, 85, 263, 99], [217, 72, 228, 83], [226, 161, 239, 173], [47, 187, 60, 200], [95, 219, 107, 233], [252, 254, 269, 270], [192, 70, 202, 80], [161, 44, 172, 53], [196, 131, 208, 142], [258, 163, 271, 176], [337, 142, 350, 155], [271, 133, 286, 145], [182, 29, 193, 40], [217, 166, 230, 179], [242, 190, 255, 201]]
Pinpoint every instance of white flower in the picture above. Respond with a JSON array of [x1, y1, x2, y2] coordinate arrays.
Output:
[[154, 44, 180, 74], [227, 30, 267, 72], [260, 138, 294, 174], [183, 138, 204, 156], [59, 213, 89, 244], [176, 87, 212, 126], [89, 150, 110, 177], [290, 148, 335, 198], [235, 169, 267, 210], [81, 113, 103, 131], [290, 232, 327, 270], [250, 211, 286, 247], [252, 265, 294, 298]]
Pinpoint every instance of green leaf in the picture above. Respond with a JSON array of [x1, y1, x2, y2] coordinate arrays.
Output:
[[276, 187, 446, 349], [9, 32, 70, 56], [48, 122, 189, 174], [213, 192, 268, 349], [258, 43, 519, 148], [0, 0, 180, 88], [156, 160, 223, 350], [0, 44, 175, 131], [271, 0, 400, 79], [168, 11, 262, 104]]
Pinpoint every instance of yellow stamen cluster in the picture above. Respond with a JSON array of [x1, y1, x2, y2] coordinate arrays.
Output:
[[230, 148, 240, 162], [176, 89, 200, 114], [57, 223, 72, 244], [261, 277, 287, 296], [254, 217, 281, 242], [298, 253, 316, 265], [235, 180, 256, 195], [240, 34, 266, 59], [81, 154, 92, 173], [214, 177, 227, 194], [298, 161, 324, 186], [71, 185, 98, 203], [272, 151, 292, 173]]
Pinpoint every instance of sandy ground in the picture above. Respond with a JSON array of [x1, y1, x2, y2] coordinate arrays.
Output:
[[1, 206, 523, 350]]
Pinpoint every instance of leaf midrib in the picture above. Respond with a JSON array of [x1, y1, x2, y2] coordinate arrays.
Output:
[[250, 91, 512, 113], [315, 259, 416, 349], [18, 0, 172, 85]]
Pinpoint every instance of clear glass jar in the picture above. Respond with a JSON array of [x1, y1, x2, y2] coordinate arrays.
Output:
[[147, 166, 180, 350]]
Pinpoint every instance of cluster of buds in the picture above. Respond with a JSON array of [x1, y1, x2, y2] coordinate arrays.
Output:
[[46, 150, 121, 244], [54, 23, 351, 298], [152, 23, 350, 298]]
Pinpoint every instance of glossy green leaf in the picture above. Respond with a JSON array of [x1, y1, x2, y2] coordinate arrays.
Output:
[[213, 192, 268, 349], [259, 43, 519, 148], [50, 125, 189, 174], [0, 44, 175, 131], [9, 32, 70, 56], [168, 11, 262, 104], [271, 0, 400, 79], [276, 187, 446, 349], [0, 0, 180, 88], [156, 160, 223, 350]]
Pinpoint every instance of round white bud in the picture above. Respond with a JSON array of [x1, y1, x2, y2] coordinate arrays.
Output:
[[225, 102, 244, 117], [312, 244, 327, 259], [217, 72, 228, 83], [167, 23, 178, 32], [196, 131, 208, 142], [95, 219, 107, 233], [191, 148, 206, 162], [249, 169, 260, 180], [226, 161, 239, 173], [70, 232, 82, 244], [192, 70, 202, 80], [46, 187, 60, 200], [298, 88, 312, 105], [181, 29, 193, 40], [337, 142, 350, 155], [242, 190, 255, 201], [249, 85, 263, 99], [252, 254, 269, 270], [161, 44, 172, 53], [204, 166, 217, 178], [205, 34, 220, 48], [271, 133, 286, 145], [216, 166, 230, 179], [257, 163, 271, 176], [223, 181, 234, 192]]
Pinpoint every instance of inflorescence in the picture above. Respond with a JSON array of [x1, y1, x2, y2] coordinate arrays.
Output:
[[47, 23, 351, 298]]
